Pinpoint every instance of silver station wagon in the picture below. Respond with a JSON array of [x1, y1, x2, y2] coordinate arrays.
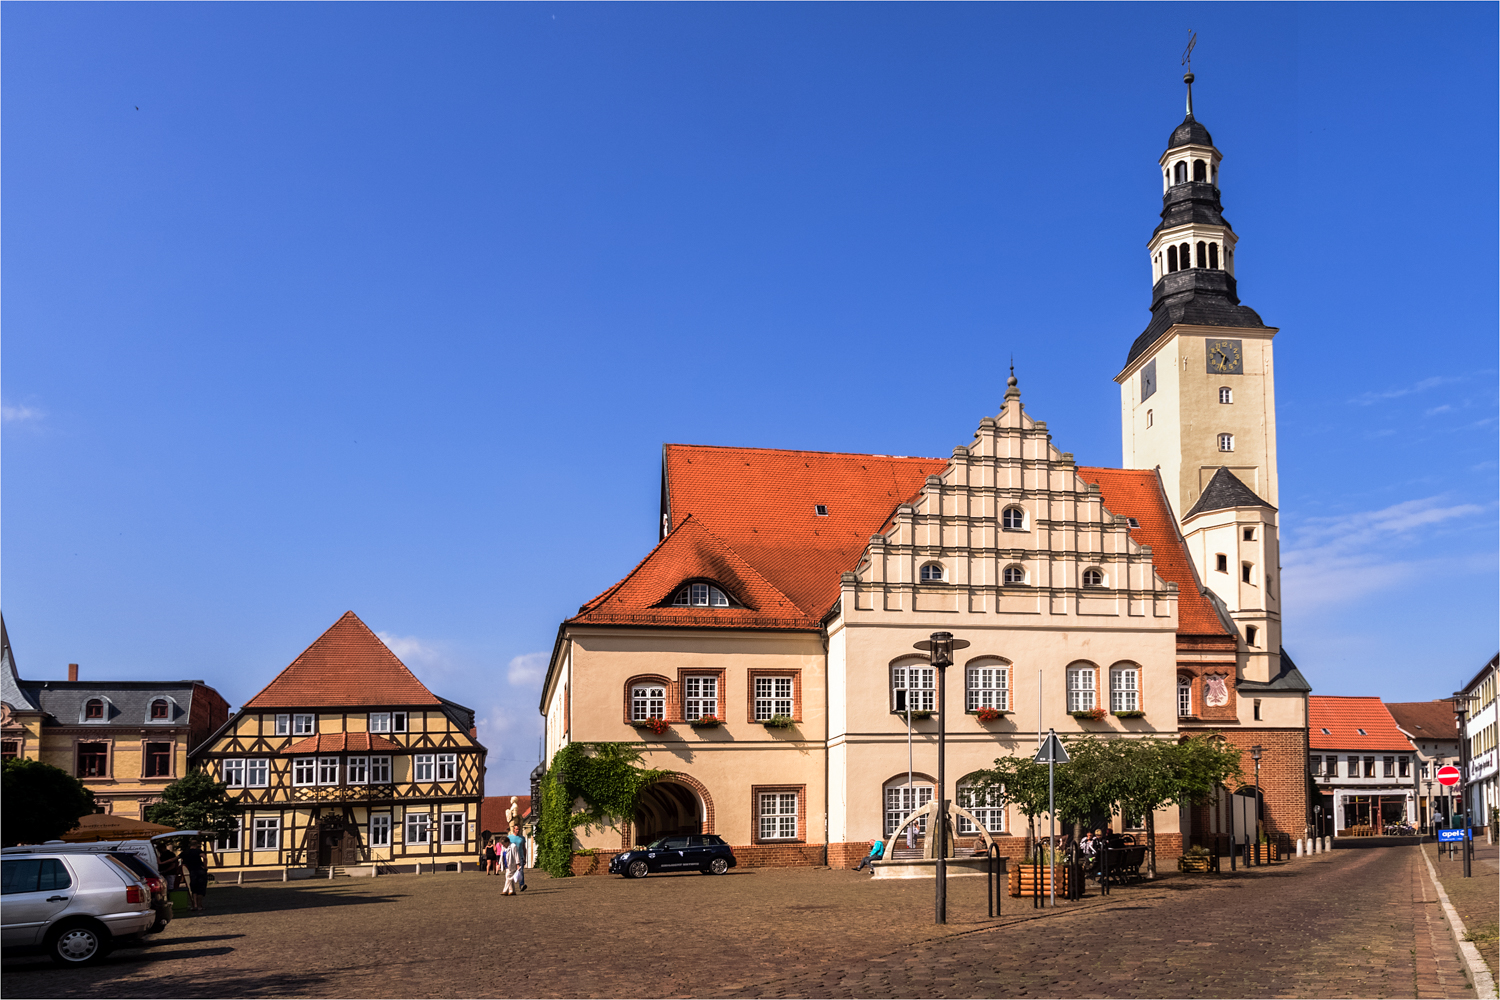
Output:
[[1, 852, 156, 965]]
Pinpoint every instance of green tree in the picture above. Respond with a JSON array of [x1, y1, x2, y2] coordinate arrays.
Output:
[[534, 742, 672, 877], [2, 757, 96, 846], [144, 769, 238, 839]]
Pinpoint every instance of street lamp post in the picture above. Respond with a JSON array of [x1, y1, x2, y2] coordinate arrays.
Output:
[[914, 631, 969, 925], [1250, 745, 1263, 865], [1451, 692, 1472, 878], [1424, 779, 1433, 836]]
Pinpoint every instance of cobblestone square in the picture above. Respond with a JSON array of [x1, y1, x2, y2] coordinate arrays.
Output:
[[4, 846, 1481, 999]]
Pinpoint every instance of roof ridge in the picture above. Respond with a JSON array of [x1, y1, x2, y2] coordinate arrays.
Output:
[[243, 611, 441, 709], [666, 442, 943, 462], [575, 515, 703, 613]]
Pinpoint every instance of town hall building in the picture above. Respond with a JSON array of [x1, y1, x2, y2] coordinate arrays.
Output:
[[539, 73, 1311, 868]]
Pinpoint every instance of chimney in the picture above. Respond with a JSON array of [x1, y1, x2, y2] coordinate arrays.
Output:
[[67, 663, 79, 682]]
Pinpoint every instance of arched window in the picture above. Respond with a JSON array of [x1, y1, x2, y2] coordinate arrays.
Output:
[[85, 699, 105, 720], [957, 780, 1005, 834], [1167, 245, 1178, 272], [1193, 159, 1207, 182], [891, 660, 935, 714], [1218, 433, 1234, 452], [1208, 242, 1219, 269], [630, 683, 665, 721], [150, 699, 169, 720], [1211, 164, 1218, 184], [884, 775, 934, 836], [671, 583, 731, 607], [1179, 242, 1191, 268], [1178, 678, 1193, 718], [1066, 664, 1097, 713], [1082, 568, 1105, 588], [920, 563, 945, 583], [1146, 409, 1153, 428], [1196, 241, 1207, 268], [1109, 665, 1140, 713], [1173, 161, 1187, 184], [1219, 387, 1232, 404], [1001, 506, 1027, 531], [1002, 565, 1027, 586], [965, 660, 1009, 711]]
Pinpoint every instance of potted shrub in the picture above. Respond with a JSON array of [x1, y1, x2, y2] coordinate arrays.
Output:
[[762, 714, 795, 729], [1112, 709, 1145, 719], [1178, 845, 1212, 872], [689, 715, 721, 728], [631, 717, 670, 736], [1069, 707, 1108, 721], [973, 706, 1006, 723]]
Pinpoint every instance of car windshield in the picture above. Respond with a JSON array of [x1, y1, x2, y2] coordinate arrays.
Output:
[[645, 837, 690, 850]]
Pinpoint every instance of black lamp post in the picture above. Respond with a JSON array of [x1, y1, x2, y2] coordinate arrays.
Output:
[[914, 630, 969, 924], [1423, 779, 1433, 836], [1250, 745, 1263, 864], [1451, 692, 1472, 878]]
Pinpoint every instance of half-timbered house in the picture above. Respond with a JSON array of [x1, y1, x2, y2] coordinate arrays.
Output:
[[195, 612, 486, 876]]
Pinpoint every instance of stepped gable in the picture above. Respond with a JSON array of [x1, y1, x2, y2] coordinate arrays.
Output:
[[571, 516, 817, 630], [663, 444, 945, 617], [284, 733, 403, 754], [244, 611, 441, 709], [1184, 466, 1276, 519], [1309, 696, 1412, 753], [1385, 700, 1459, 742], [1078, 466, 1229, 637]]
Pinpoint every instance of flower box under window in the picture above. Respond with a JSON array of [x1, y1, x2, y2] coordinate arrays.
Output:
[[1070, 707, 1108, 721], [1112, 710, 1146, 719], [971, 707, 1008, 723], [631, 717, 670, 736], [761, 715, 795, 729], [688, 716, 721, 728], [893, 709, 932, 721]]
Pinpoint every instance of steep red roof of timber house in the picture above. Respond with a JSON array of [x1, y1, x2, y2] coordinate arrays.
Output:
[[243, 611, 442, 708], [1077, 467, 1230, 637], [662, 443, 947, 618]]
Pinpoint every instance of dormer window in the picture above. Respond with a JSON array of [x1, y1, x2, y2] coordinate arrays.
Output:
[[814, 505, 829, 516], [1356, 728, 1367, 736], [671, 583, 731, 608], [150, 699, 170, 720], [85, 699, 104, 720]]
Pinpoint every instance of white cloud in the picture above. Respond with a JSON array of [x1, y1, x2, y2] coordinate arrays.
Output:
[[1424, 404, 1453, 417], [1348, 375, 1463, 406], [507, 651, 548, 689], [1281, 496, 1489, 611], [1, 403, 42, 424], [376, 631, 451, 676]]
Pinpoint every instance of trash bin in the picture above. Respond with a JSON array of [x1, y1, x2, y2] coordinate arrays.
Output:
[[169, 889, 191, 915]]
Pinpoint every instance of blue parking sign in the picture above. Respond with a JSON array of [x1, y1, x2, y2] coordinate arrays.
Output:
[[1438, 828, 1468, 843]]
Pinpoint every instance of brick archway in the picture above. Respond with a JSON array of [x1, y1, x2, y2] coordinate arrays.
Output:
[[621, 774, 716, 848]]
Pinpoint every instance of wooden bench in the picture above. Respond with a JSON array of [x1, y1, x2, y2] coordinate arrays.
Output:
[[1099, 845, 1147, 885]]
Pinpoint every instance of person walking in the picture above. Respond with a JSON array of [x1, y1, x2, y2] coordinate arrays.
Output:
[[483, 838, 497, 875], [179, 838, 209, 912], [853, 837, 884, 872], [507, 827, 527, 892], [500, 840, 519, 895]]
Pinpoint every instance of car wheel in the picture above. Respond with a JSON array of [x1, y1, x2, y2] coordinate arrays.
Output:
[[706, 857, 729, 875], [627, 859, 650, 879], [47, 921, 111, 966]]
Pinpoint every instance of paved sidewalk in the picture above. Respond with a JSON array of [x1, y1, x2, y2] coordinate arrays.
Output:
[[4, 846, 1476, 999], [1424, 840, 1499, 984]]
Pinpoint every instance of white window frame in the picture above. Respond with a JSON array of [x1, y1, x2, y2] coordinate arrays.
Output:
[[346, 756, 368, 785], [440, 811, 465, 844], [406, 812, 431, 845], [246, 758, 270, 788], [758, 792, 798, 841], [292, 757, 316, 786], [370, 756, 392, 784], [684, 675, 718, 721], [884, 781, 933, 837], [436, 754, 457, 782], [754, 676, 794, 721], [631, 684, 665, 722], [293, 714, 315, 736], [214, 820, 241, 852], [413, 754, 435, 782], [1067, 666, 1097, 712], [392, 712, 408, 733], [1082, 567, 1105, 588], [317, 757, 340, 786], [368, 713, 391, 733], [1219, 386, 1233, 404], [957, 783, 1005, 834], [1110, 667, 1140, 713], [253, 817, 280, 851], [1177, 679, 1192, 718], [966, 664, 1008, 712], [369, 814, 391, 848], [920, 563, 944, 583], [1218, 433, 1234, 452], [1003, 564, 1027, 586], [222, 758, 246, 788], [1001, 506, 1027, 531], [274, 714, 290, 736], [891, 665, 934, 714]]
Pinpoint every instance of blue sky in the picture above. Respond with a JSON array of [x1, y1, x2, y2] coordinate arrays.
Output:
[[4, 3, 1495, 793]]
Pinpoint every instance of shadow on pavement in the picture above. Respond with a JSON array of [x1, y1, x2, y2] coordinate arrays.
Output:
[[196, 885, 409, 915]]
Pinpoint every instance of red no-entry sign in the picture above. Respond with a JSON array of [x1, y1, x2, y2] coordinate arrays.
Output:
[[1436, 765, 1461, 787]]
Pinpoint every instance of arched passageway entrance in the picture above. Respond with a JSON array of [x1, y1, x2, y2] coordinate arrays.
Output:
[[633, 782, 702, 845]]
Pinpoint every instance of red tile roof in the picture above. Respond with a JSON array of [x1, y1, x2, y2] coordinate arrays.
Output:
[[1309, 696, 1413, 752], [1384, 701, 1459, 742], [571, 516, 819, 630], [1077, 467, 1229, 636], [244, 611, 442, 709], [663, 444, 945, 617], [284, 732, 403, 754], [481, 795, 532, 835]]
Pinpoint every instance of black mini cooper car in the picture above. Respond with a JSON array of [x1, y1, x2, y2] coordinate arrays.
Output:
[[608, 835, 737, 878]]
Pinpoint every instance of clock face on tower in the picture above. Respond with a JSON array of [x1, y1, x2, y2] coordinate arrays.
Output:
[[1205, 339, 1244, 374]]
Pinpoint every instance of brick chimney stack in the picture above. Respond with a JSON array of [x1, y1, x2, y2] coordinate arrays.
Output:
[[67, 663, 79, 682]]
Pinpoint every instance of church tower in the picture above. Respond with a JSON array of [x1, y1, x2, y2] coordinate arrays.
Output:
[[1116, 72, 1283, 685]]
